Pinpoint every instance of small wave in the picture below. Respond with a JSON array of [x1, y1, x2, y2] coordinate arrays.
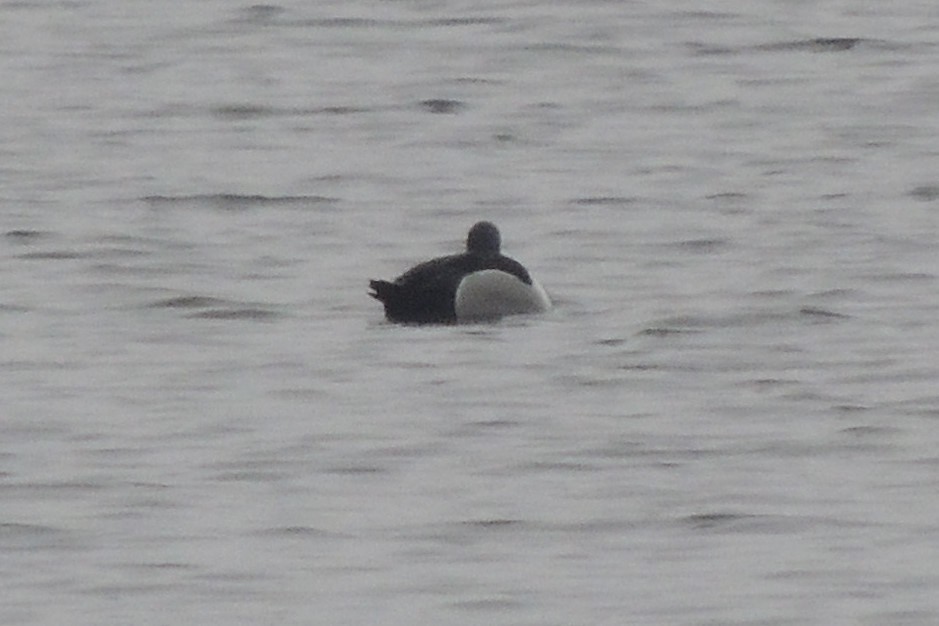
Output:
[[212, 470, 287, 482], [235, 4, 286, 23], [636, 327, 700, 337], [680, 512, 830, 534], [689, 37, 885, 58], [427, 16, 505, 27], [252, 526, 341, 538], [686, 42, 736, 56], [148, 295, 280, 321], [522, 42, 621, 55], [459, 518, 523, 529], [210, 104, 372, 119], [910, 185, 939, 201], [681, 512, 755, 529], [148, 296, 231, 309], [861, 271, 934, 283], [705, 192, 749, 201], [187, 308, 280, 321], [638, 306, 851, 335], [141, 194, 339, 209], [298, 17, 387, 28], [289, 15, 504, 30], [799, 306, 850, 319], [0, 523, 62, 537], [4, 229, 47, 241], [570, 196, 639, 206], [15, 250, 85, 260], [757, 37, 865, 53], [672, 238, 729, 252], [595, 337, 628, 347], [418, 98, 465, 114], [212, 103, 275, 119], [323, 465, 385, 475], [839, 425, 898, 437]]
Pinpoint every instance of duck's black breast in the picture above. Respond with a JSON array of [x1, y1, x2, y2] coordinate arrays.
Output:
[[369, 252, 532, 324]]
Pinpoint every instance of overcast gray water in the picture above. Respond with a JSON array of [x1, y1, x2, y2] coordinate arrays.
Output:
[[3, 1, 939, 624]]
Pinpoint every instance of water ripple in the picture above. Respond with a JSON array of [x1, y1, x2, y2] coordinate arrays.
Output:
[[141, 194, 339, 209]]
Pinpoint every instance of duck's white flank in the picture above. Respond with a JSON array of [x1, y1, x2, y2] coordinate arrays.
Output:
[[454, 269, 551, 322]]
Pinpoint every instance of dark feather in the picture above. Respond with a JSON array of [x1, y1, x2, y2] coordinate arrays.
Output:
[[369, 223, 533, 324]]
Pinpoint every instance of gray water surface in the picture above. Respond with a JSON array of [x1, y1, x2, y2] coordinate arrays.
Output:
[[3, 1, 939, 624]]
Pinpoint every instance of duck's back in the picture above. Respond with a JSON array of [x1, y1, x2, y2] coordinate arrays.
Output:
[[370, 254, 465, 323]]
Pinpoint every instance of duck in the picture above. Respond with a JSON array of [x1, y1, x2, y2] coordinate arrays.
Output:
[[369, 221, 551, 324]]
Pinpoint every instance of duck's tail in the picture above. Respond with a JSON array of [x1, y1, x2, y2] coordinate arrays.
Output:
[[368, 279, 396, 303]]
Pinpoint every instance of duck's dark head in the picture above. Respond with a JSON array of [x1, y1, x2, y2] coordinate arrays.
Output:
[[466, 221, 501, 254]]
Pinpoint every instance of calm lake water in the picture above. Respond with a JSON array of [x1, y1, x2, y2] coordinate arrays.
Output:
[[3, 1, 939, 624]]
